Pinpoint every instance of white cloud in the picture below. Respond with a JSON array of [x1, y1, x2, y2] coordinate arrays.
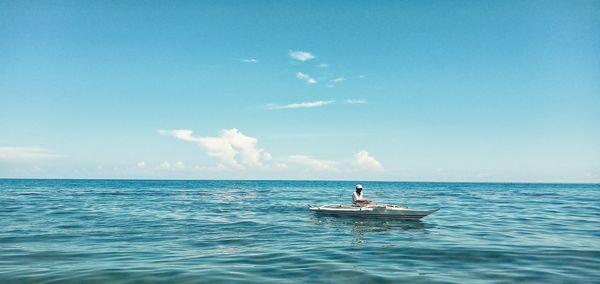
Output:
[[344, 99, 368, 104], [0, 146, 58, 160], [288, 155, 339, 171], [266, 100, 335, 110], [159, 128, 271, 170], [358, 75, 366, 79], [263, 152, 272, 161], [158, 129, 385, 175], [296, 72, 317, 84], [318, 63, 328, 68], [157, 130, 202, 143], [289, 50, 315, 62], [136, 161, 187, 172], [330, 77, 346, 83], [354, 150, 383, 171], [241, 58, 259, 63], [296, 72, 309, 80]]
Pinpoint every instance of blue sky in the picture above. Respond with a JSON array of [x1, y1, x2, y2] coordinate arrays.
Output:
[[1, 1, 599, 182]]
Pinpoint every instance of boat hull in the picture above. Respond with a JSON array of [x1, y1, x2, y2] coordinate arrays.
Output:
[[309, 204, 439, 219]]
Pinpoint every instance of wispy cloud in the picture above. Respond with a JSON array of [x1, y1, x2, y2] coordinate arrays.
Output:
[[288, 155, 339, 171], [158, 129, 271, 170], [296, 72, 317, 84], [358, 75, 366, 79], [157, 161, 186, 170], [174, 161, 186, 170], [318, 63, 328, 68], [344, 99, 368, 104], [266, 100, 335, 110], [330, 77, 346, 83], [289, 50, 315, 62], [160, 161, 172, 169], [0, 146, 58, 160], [354, 150, 384, 171], [241, 58, 259, 63]]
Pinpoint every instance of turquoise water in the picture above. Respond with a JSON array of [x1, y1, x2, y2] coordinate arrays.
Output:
[[0, 179, 598, 283]]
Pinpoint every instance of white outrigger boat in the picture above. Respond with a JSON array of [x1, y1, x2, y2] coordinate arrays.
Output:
[[309, 203, 439, 220]]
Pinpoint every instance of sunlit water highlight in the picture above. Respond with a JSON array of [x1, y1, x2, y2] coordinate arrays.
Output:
[[1, 179, 598, 283]]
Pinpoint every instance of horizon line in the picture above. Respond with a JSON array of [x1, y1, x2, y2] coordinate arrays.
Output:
[[0, 177, 598, 185]]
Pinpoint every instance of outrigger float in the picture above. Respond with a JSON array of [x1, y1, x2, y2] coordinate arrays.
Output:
[[309, 203, 439, 220]]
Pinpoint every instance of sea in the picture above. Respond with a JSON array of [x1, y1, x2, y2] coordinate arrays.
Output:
[[0, 179, 598, 283]]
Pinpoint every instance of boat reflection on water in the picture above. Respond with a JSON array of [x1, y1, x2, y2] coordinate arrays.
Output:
[[311, 215, 434, 245]]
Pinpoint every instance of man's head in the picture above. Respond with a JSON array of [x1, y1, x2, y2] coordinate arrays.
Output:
[[355, 184, 363, 193]]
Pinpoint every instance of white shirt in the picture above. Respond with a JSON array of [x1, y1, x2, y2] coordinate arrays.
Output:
[[353, 191, 363, 203]]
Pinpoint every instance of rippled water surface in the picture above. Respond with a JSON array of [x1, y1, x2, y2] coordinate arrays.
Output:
[[1, 179, 599, 283]]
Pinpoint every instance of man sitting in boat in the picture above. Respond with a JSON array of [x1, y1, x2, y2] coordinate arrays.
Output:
[[352, 184, 372, 206]]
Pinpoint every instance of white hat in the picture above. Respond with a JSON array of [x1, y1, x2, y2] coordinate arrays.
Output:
[[355, 184, 363, 189]]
